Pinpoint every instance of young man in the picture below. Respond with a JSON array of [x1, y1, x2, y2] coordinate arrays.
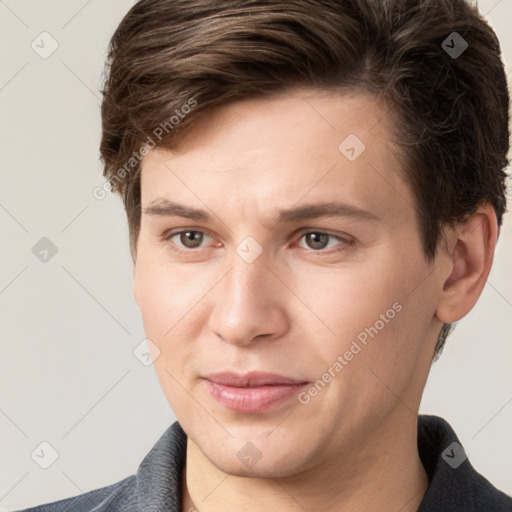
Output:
[[17, 0, 511, 511]]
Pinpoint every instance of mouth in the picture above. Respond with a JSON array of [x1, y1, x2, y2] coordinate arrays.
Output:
[[202, 371, 309, 413]]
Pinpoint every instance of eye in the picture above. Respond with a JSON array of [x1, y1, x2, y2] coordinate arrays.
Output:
[[295, 230, 354, 253], [162, 229, 354, 254], [164, 230, 212, 251]]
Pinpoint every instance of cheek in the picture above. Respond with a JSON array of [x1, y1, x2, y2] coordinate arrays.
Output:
[[134, 258, 202, 410], [133, 249, 206, 367], [306, 248, 428, 376], [336, 252, 437, 398], [295, 256, 404, 343], [134, 247, 196, 331]]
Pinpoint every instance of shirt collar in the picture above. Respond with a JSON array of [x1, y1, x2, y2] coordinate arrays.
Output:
[[136, 421, 187, 511], [134, 415, 506, 511]]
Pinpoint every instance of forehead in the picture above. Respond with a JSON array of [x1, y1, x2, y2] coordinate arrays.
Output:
[[139, 89, 413, 225], [146, 89, 396, 159]]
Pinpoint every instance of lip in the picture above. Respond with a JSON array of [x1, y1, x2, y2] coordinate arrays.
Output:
[[203, 371, 307, 387], [202, 371, 308, 413]]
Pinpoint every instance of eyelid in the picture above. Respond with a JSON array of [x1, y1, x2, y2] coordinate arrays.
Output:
[[162, 228, 216, 250], [162, 227, 354, 253], [294, 227, 353, 243], [292, 228, 354, 254]]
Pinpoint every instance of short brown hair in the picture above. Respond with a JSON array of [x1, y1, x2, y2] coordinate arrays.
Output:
[[99, 0, 510, 359]]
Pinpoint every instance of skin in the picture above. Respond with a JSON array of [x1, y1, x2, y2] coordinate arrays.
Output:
[[132, 88, 498, 512]]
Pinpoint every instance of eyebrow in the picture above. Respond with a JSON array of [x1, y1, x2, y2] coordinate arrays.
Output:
[[142, 199, 380, 224]]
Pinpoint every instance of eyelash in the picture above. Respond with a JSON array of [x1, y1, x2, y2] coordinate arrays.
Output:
[[161, 228, 354, 255]]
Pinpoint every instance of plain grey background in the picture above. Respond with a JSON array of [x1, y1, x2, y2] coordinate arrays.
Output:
[[0, 0, 511, 509]]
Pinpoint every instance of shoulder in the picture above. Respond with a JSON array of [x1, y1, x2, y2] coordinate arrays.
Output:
[[12, 420, 187, 512], [417, 414, 512, 511], [12, 475, 137, 512], [467, 472, 512, 511]]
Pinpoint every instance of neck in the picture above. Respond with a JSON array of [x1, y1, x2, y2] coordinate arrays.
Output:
[[181, 411, 429, 512]]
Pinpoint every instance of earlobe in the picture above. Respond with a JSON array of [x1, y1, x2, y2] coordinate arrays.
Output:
[[435, 205, 498, 324]]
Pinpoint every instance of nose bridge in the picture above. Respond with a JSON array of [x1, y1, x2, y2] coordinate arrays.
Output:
[[223, 228, 273, 299], [209, 246, 286, 345], [223, 247, 272, 313]]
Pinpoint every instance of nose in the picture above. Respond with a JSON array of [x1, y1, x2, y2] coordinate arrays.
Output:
[[207, 251, 289, 346]]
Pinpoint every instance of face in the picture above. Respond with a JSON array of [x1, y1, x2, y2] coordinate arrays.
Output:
[[133, 89, 446, 478]]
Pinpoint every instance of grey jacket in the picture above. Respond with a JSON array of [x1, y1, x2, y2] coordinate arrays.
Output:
[[14, 415, 512, 511]]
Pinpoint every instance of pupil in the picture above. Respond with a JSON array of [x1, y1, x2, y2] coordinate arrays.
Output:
[[182, 231, 202, 248], [308, 233, 327, 249]]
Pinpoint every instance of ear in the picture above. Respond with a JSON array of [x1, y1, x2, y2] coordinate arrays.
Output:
[[435, 204, 498, 323]]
